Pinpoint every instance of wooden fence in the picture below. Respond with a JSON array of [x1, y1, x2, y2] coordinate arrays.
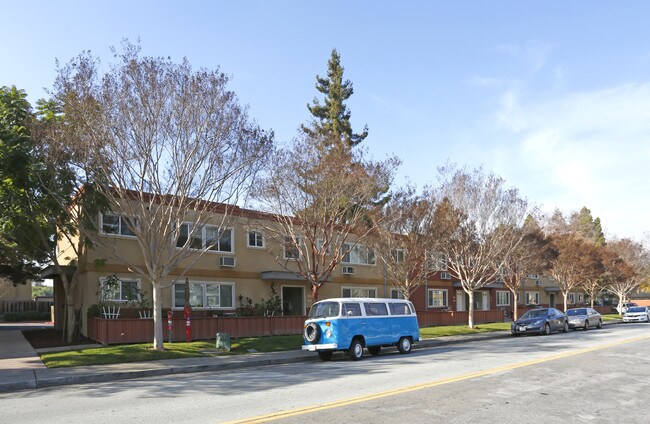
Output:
[[88, 315, 307, 345], [0, 300, 53, 315], [417, 309, 504, 328]]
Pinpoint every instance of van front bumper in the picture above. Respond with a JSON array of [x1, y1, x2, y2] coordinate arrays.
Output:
[[302, 343, 338, 351]]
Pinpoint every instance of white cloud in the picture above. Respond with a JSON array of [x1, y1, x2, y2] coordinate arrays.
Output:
[[492, 83, 650, 240]]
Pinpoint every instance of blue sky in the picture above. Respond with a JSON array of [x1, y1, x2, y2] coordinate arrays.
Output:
[[2, 1, 649, 241]]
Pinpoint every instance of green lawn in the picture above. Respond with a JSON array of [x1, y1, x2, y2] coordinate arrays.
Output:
[[602, 313, 622, 321], [40, 334, 303, 368], [40, 324, 512, 368]]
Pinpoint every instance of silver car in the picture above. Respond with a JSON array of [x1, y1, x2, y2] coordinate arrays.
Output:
[[566, 307, 603, 330], [623, 306, 650, 323]]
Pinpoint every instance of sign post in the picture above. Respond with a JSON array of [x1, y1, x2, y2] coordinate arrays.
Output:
[[184, 306, 191, 342], [167, 310, 173, 344]]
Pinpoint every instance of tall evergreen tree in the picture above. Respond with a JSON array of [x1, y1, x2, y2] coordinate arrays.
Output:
[[302, 49, 368, 151], [572, 206, 606, 246]]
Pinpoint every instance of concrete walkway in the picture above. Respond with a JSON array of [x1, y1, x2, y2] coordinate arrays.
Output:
[[0, 320, 622, 394]]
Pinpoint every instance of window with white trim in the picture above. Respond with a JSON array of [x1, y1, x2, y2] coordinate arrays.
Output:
[[176, 223, 233, 253], [390, 288, 404, 299], [568, 293, 575, 304], [342, 243, 375, 265], [391, 249, 405, 263], [525, 292, 540, 305], [247, 231, 265, 248], [172, 282, 234, 309], [428, 252, 448, 271], [101, 212, 139, 237], [284, 237, 300, 260], [316, 238, 331, 255], [577, 293, 584, 303], [342, 287, 376, 298], [428, 289, 448, 308], [99, 277, 140, 302], [496, 291, 511, 306]]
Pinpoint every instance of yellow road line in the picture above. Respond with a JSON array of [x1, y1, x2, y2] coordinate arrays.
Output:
[[223, 335, 650, 424]]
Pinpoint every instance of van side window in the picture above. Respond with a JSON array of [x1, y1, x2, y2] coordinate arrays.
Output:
[[364, 303, 388, 316], [389, 303, 410, 315], [342, 303, 362, 317]]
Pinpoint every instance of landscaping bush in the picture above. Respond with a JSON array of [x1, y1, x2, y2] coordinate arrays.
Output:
[[3, 311, 50, 322]]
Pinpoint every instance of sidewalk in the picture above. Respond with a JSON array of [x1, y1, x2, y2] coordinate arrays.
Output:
[[0, 321, 620, 394]]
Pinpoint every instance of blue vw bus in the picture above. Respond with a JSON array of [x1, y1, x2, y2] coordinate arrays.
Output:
[[302, 297, 420, 361]]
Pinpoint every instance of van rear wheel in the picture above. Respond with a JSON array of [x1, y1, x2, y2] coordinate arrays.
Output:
[[397, 337, 412, 354], [348, 339, 364, 361]]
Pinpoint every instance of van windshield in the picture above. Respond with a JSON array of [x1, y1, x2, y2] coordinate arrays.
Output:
[[308, 302, 340, 319]]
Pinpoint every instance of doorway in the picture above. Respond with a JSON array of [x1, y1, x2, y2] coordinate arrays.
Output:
[[282, 286, 305, 316], [456, 290, 466, 311], [549, 293, 556, 308]]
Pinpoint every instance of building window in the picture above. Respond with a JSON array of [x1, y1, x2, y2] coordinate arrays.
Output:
[[316, 238, 331, 255], [101, 212, 139, 237], [99, 277, 140, 302], [568, 293, 575, 304], [390, 288, 404, 299], [342, 287, 377, 298], [577, 293, 584, 303], [391, 249, 405, 263], [428, 252, 448, 271], [496, 291, 511, 306], [428, 289, 448, 308], [342, 243, 375, 265], [176, 224, 233, 253], [284, 237, 300, 260], [172, 282, 234, 309], [527, 274, 540, 279], [247, 231, 265, 248], [525, 292, 540, 306]]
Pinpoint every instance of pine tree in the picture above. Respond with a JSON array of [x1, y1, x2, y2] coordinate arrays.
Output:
[[302, 49, 368, 151]]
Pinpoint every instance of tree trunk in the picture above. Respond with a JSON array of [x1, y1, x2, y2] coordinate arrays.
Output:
[[468, 290, 475, 328], [512, 291, 519, 321], [562, 292, 568, 312], [152, 283, 164, 350], [65, 291, 76, 343], [311, 284, 319, 303]]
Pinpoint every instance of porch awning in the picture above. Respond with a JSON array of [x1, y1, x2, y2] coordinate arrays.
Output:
[[452, 281, 505, 289], [544, 286, 561, 292], [40, 264, 76, 279], [260, 271, 306, 281]]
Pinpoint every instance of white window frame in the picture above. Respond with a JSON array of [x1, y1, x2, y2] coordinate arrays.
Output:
[[496, 290, 511, 306], [525, 292, 540, 306], [428, 252, 448, 271], [577, 293, 584, 303], [568, 293, 576, 304], [176, 223, 234, 254], [316, 238, 331, 255], [100, 212, 139, 238], [342, 287, 377, 298], [99, 277, 141, 303], [172, 281, 235, 310], [342, 243, 376, 266], [247, 231, 265, 249], [428, 289, 448, 308], [390, 288, 405, 299], [284, 236, 301, 260], [391, 249, 405, 264]]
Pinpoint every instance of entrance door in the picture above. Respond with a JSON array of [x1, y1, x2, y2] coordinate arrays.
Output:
[[282, 286, 305, 316], [549, 293, 556, 308], [482, 292, 489, 310], [456, 290, 466, 311]]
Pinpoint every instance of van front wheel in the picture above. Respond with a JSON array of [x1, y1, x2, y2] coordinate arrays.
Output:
[[348, 339, 364, 361], [397, 337, 412, 354]]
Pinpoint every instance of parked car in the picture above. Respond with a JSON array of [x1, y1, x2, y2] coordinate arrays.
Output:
[[302, 298, 420, 361], [566, 307, 603, 330], [511, 308, 569, 336], [623, 306, 650, 323], [615, 302, 638, 314]]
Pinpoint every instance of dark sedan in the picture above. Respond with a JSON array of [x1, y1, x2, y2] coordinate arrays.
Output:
[[511, 308, 569, 336]]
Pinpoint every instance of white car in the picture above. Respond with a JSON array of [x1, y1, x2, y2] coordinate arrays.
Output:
[[616, 302, 638, 314], [623, 306, 650, 323]]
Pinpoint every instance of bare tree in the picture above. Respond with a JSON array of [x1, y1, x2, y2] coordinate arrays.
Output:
[[605, 239, 650, 314], [368, 187, 435, 300], [49, 42, 273, 350], [547, 234, 600, 312], [499, 220, 556, 320], [426, 166, 532, 328], [251, 134, 398, 302]]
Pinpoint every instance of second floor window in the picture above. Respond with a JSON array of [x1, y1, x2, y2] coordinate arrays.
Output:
[[176, 224, 233, 253], [101, 212, 138, 237], [342, 243, 375, 265], [284, 237, 300, 260], [247, 231, 265, 248]]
